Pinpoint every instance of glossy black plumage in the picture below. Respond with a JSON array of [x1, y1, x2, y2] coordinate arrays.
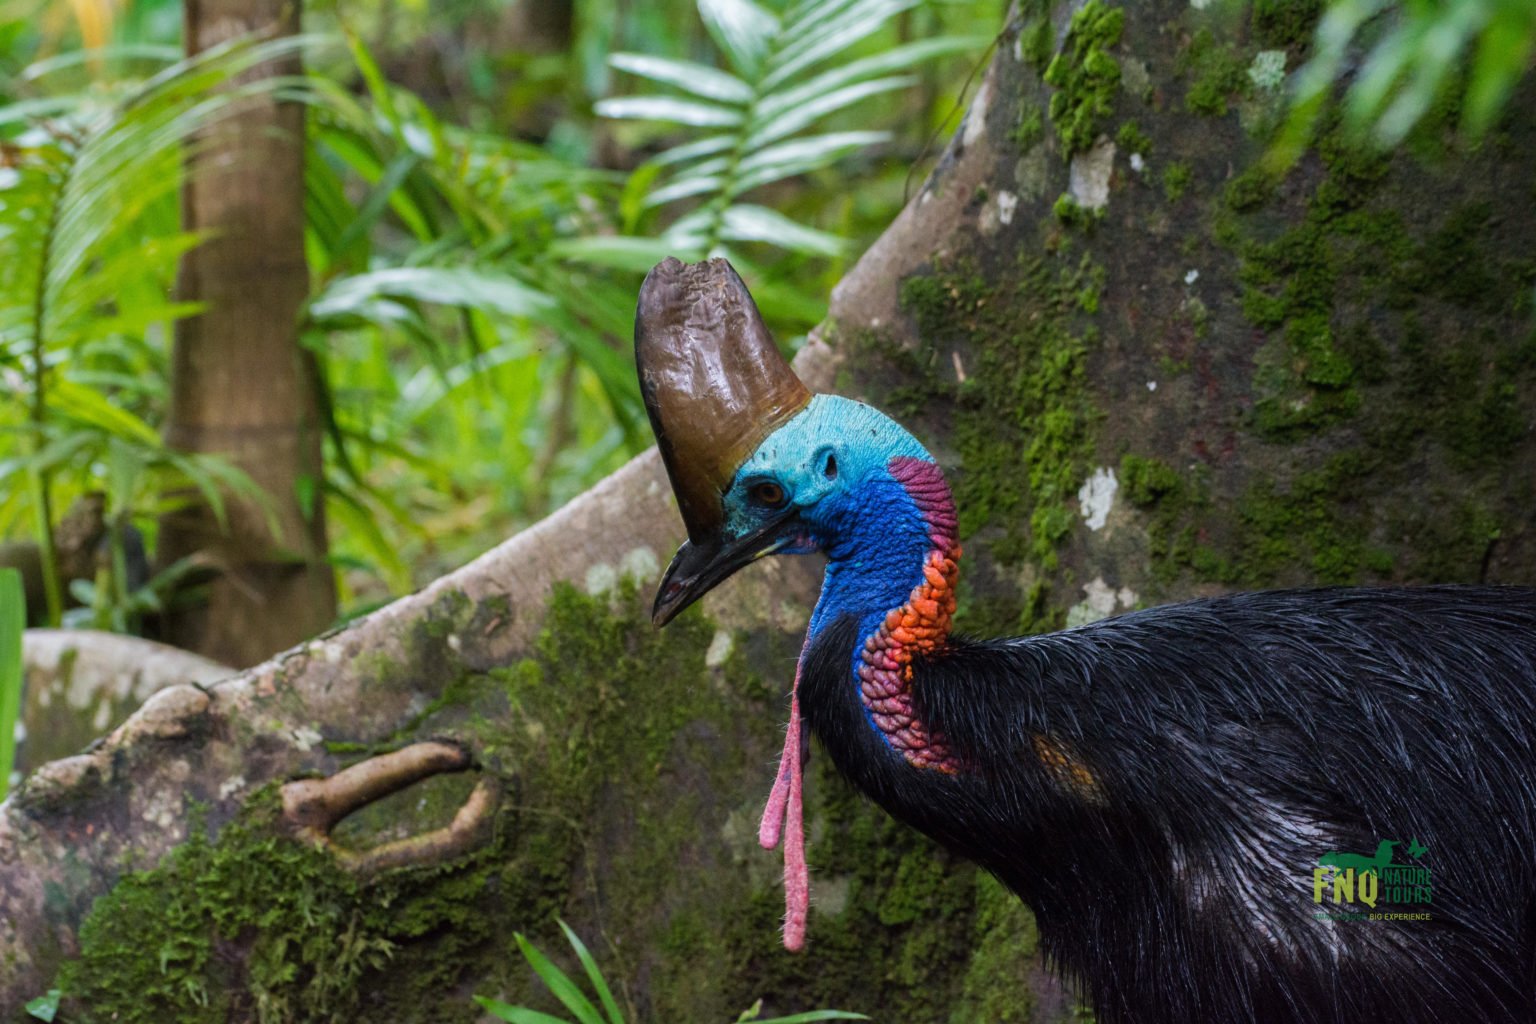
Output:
[[800, 585, 1536, 1024]]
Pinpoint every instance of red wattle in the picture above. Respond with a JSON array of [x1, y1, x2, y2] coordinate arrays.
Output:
[[759, 668, 809, 951]]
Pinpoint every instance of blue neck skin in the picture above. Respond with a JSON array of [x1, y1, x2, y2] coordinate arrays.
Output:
[[806, 480, 934, 644]]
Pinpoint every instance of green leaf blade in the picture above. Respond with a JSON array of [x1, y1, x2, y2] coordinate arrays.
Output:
[[513, 932, 607, 1024], [609, 53, 753, 104], [595, 95, 744, 127], [558, 920, 625, 1024]]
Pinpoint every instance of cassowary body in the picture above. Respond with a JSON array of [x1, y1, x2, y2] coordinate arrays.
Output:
[[636, 257, 1536, 1023]]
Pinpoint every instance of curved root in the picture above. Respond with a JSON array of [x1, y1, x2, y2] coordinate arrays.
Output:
[[281, 741, 499, 878]]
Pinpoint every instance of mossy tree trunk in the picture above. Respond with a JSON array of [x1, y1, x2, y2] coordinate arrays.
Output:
[[3, 1, 1535, 1020]]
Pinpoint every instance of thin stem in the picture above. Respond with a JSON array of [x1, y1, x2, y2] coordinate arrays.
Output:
[[527, 355, 579, 516], [26, 149, 70, 628]]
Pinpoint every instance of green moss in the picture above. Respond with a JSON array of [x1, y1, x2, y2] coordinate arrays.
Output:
[[1223, 164, 1280, 212], [1252, 0, 1322, 49], [1052, 193, 1102, 230], [1161, 161, 1192, 202], [1233, 454, 1394, 583], [1115, 119, 1151, 155], [1120, 455, 1181, 507], [897, 255, 1101, 573], [51, 587, 766, 1023], [58, 795, 398, 1023], [1115, 455, 1215, 584], [1178, 28, 1250, 117], [725, 764, 996, 1023], [1119, 451, 1391, 587], [950, 873, 1041, 1024], [1223, 116, 1424, 440], [1012, 107, 1044, 151], [1017, 14, 1055, 71], [1043, 1, 1125, 156]]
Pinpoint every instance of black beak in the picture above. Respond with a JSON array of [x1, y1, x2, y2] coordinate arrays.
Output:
[[652, 514, 794, 626]]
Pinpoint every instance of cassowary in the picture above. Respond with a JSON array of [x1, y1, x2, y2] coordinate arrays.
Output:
[[635, 256, 1536, 1024]]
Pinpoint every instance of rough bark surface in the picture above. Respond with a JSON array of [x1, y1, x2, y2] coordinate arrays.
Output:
[[4, 1, 1535, 1020], [159, 0, 336, 668]]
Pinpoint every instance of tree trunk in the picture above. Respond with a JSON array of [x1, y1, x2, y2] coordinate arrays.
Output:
[[158, 0, 335, 668], [4, 1, 1535, 1019]]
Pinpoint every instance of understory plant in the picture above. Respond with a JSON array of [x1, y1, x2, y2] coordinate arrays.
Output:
[[0, 0, 987, 625], [474, 920, 867, 1024]]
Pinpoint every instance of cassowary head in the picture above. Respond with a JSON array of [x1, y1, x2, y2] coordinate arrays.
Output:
[[638, 256, 944, 627]]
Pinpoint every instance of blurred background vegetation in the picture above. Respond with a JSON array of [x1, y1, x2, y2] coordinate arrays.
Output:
[[0, 0, 1000, 644], [1, 0, 1532, 654]]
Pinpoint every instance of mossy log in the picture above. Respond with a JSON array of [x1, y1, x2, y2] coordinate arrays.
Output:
[[3, 1, 1534, 1020]]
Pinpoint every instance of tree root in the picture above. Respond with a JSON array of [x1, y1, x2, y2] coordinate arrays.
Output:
[[280, 740, 499, 878]]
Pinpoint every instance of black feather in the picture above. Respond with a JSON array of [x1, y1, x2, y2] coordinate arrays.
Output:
[[800, 585, 1536, 1024]]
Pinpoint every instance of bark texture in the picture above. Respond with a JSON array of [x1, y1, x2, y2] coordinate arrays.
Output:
[[159, 0, 335, 668], [3, 1, 1535, 1020], [17, 631, 232, 775]]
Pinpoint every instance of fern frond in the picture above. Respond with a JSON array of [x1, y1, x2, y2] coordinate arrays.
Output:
[[0, 36, 318, 622], [593, 0, 985, 259]]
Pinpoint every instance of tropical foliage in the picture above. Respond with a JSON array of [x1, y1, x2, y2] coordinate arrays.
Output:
[[1279, 0, 1536, 161], [2, 0, 1531, 630], [0, 0, 991, 626]]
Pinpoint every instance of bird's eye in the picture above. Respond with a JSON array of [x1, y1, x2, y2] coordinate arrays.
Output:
[[751, 481, 787, 508], [824, 453, 838, 480]]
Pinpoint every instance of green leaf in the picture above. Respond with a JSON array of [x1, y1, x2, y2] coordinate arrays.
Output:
[[1463, 7, 1536, 137], [644, 174, 728, 208], [609, 53, 753, 104], [0, 568, 22, 803], [558, 920, 625, 1024], [719, 204, 845, 255], [755, 36, 986, 120], [647, 134, 736, 167], [763, 0, 916, 89], [331, 150, 421, 266], [595, 95, 744, 127], [731, 131, 888, 193], [23, 989, 60, 1022], [308, 267, 556, 323], [697, 0, 780, 78], [514, 932, 606, 1024], [1341, 18, 1427, 134], [472, 996, 574, 1024], [1371, 1, 1484, 146], [746, 77, 913, 149], [49, 379, 161, 445], [551, 236, 680, 272], [23, 45, 180, 81], [1268, 0, 1390, 169]]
